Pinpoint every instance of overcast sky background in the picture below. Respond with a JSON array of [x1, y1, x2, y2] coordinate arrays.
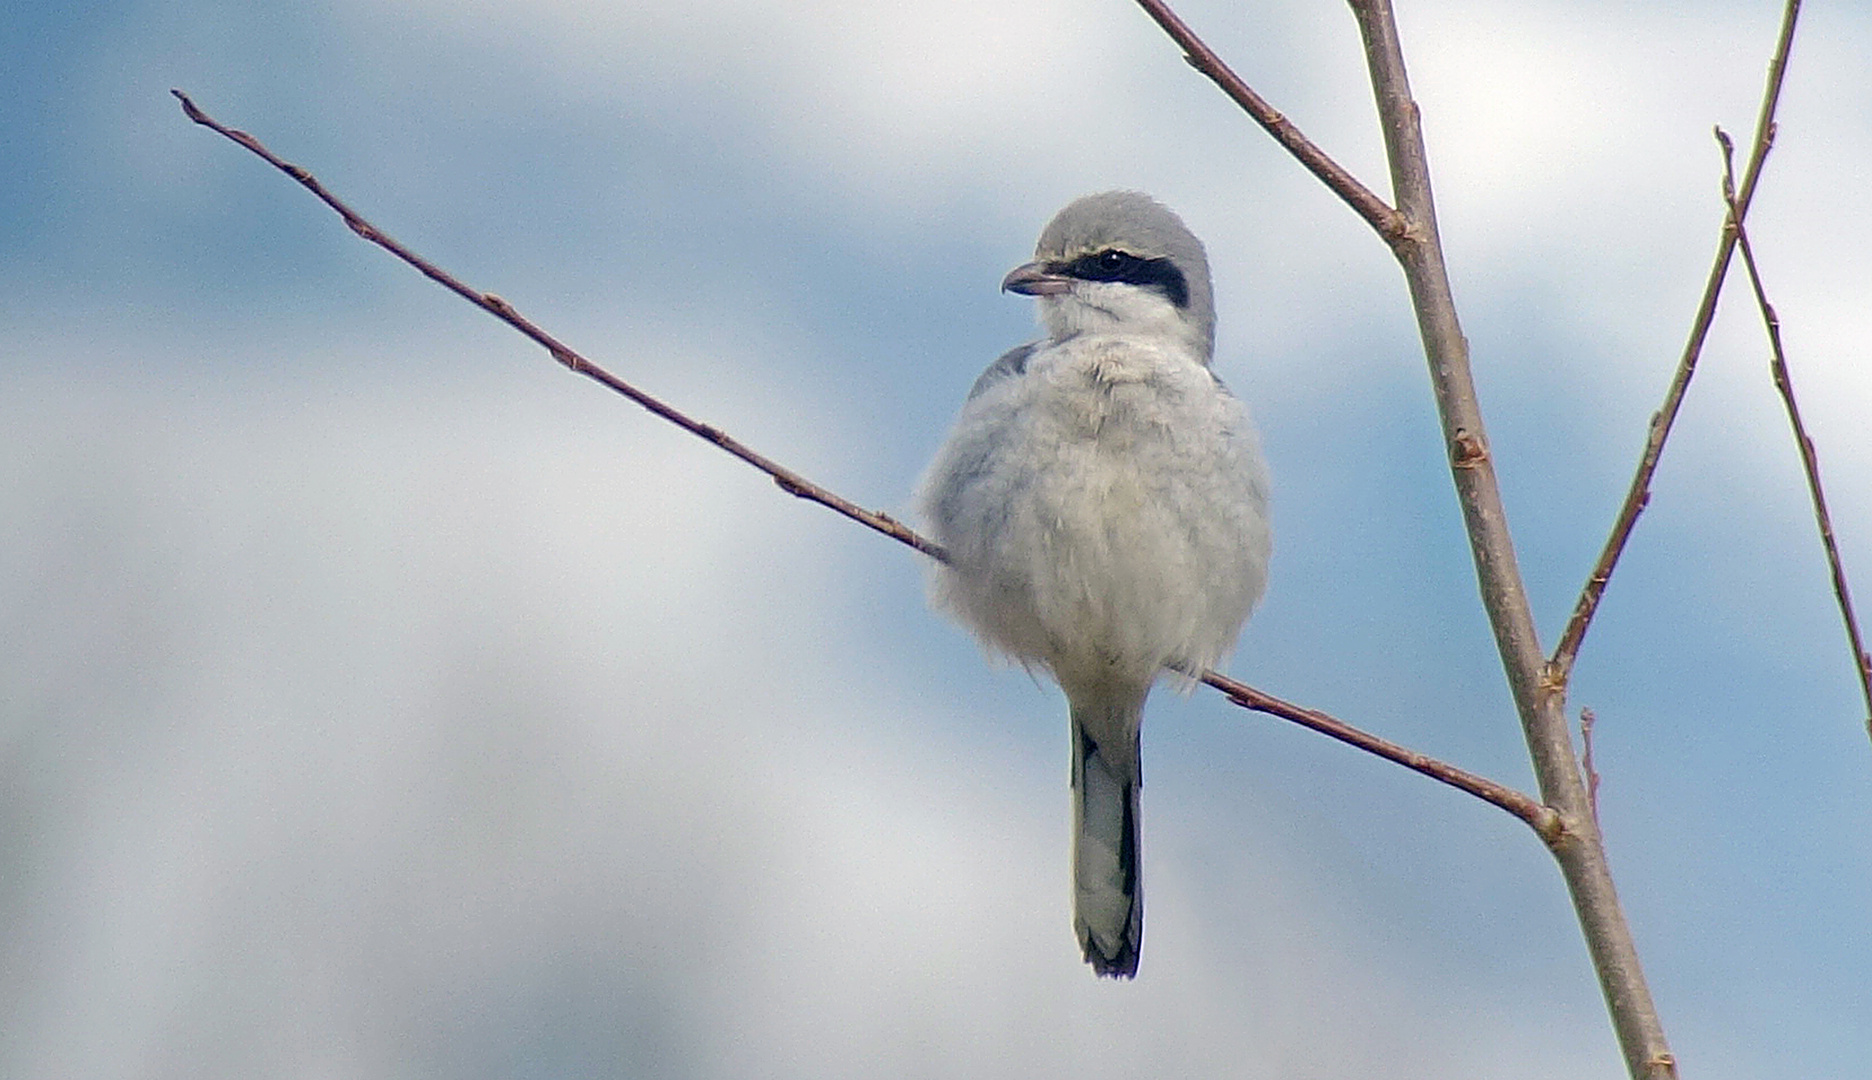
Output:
[[4, 1, 1870, 1077]]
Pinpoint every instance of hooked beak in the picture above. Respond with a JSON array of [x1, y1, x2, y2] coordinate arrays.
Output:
[[1001, 261, 1073, 296]]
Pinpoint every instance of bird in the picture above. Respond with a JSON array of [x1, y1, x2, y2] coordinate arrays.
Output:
[[918, 191, 1271, 978]]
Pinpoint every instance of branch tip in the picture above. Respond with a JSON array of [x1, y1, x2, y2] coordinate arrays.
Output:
[[1720, 117, 1872, 739], [170, 89, 944, 583], [1579, 708, 1601, 825]]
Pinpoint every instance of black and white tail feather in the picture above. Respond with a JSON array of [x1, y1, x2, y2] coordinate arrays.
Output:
[[1072, 707, 1144, 977]]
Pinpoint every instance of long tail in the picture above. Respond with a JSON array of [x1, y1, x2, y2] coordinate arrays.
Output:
[[1070, 702, 1143, 978]]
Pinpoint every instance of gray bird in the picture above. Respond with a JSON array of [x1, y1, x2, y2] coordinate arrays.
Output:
[[919, 191, 1271, 978]]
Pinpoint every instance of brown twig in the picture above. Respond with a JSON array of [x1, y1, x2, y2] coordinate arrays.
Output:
[[1579, 707, 1600, 825], [1130, 0, 1408, 243], [171, 88, 1548, 829], [169, 88, 946, 566], [1717, 128, 1872, 739], [1200, 670, 1557, 836], [1548, 0, 1803, 689]]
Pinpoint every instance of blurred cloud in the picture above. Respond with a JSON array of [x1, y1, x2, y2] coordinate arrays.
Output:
[[4, 0, 1871, 1077]]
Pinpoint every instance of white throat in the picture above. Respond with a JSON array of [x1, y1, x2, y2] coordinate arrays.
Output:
[[1039, 282, 1210, 362]]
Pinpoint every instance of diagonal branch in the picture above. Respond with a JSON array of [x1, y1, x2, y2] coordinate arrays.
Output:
[[1131, 0, 1407, 242], [171, 88, 1548, 830], [1547, 0, 1803, 687], [1200, 670, 1556, 834], [1717, 128, 1872, 739], [169, 89, 945, 566]]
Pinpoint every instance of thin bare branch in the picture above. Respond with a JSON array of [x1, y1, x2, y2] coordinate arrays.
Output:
[[171, 88, 1546, 828], [169, 88, 946, 566], [1346, 0, 1676, 1073], [1199, 670, 1557, 835], [1130, 0, 1407, 242], [1548, 0, 1803, 687], [1717, 128, 1872, 739]]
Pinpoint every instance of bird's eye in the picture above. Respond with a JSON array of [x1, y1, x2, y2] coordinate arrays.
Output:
[[1098, 250, 1133, 271]]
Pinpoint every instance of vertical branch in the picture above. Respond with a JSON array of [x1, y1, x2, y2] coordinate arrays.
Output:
[[1346, 2, 1676, 1077], [1717, 130, 1872, 738]]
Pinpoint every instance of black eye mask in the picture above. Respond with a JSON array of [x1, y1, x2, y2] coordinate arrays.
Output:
[[1056, 249, 1190, 309]]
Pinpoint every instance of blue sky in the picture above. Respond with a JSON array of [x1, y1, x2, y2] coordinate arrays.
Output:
[[4, 1, 1870, 1076]]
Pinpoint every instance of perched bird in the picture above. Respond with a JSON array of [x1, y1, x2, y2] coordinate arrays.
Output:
[[919, 192, 1271, 978]]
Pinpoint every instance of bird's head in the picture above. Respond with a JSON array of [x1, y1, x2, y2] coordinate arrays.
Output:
[[1002, 191, 1216, 361]]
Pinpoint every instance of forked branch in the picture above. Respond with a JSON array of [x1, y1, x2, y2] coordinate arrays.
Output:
[[1548, 0, 1803, 688], [1130, 0, 1407, 241], [1345, 1, 1677, 1074]]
